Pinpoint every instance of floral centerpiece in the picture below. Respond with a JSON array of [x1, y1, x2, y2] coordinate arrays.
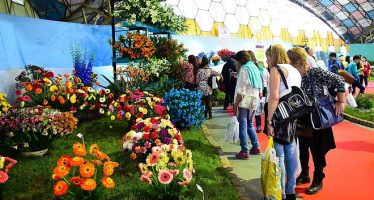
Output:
[[15, 65, 54, 89], [122, 117, 183, 162], [164, 89, 205, 128], [138, 144, 194, 199], [0, 106, 77, 153], [106, 89, 168, 126], [0, 93, 11, 115], [112, 32, 155, 60], [0, 156, 17, 195], [52, 143, 119, 198], [211, 55, 221, 66], [217, 49, 236, 62]]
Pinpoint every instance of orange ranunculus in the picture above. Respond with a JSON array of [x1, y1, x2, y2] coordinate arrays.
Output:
[[79, 162, 95, 178], [35, 87, 42, 94], [53, 165, 70, 178], [43, 99, 48, 106], [51, 94, 56, 102], [89, 144, 100, 154], [73, 142, 86, 156], [103, 161, 119, 176], [81, 178, 96, 191], [25, 84, 33, 91], [64, 74, 70, 78], [58, 96, 66, 104], [69, 156, 85, 167], [102, 176, 115, 189], [155, 139, 161, 146], [94, 151, 110, 161], [65, 81, 72, 88], [53, 180, 68, 196], [68, 88, 74, 94], [70, 176, 83, 186], [57, 155, 72, 166]]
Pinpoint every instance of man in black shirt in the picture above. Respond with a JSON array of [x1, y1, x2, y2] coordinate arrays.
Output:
[[221, 55, 238, 110]]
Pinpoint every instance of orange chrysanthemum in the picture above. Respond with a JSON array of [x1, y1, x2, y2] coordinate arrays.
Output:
[[155, 139, 161, 146], [58, 96, 66, 104], [130, 153, 137, 160], [52, 174, 60, 180], [42, 99, 48, 106], [103, 161, 119, 176], [80, 178, 97, 191], [91, 160, 103, 166], [79, 162, 95, 178], [53, 165, 70, 178], [89, 144, 100, 154], [70, 176, 83, 186], [102, 176, 115, 189], [73, 142, 87, 156], [57, 155, 71, 166], [25, 84, 33, 91], [69, 156, 85, 167], [53, 180, 68, 196], [35, 88, 42, 94]]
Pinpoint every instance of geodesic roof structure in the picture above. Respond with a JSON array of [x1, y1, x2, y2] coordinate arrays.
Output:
[[162, 0, 374, 43]]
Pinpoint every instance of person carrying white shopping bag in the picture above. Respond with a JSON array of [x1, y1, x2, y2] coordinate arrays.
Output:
[[224, 116, 239, 143]]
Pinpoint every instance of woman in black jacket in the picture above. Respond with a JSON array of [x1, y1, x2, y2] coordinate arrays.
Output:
[[287, 47, 346, 195]]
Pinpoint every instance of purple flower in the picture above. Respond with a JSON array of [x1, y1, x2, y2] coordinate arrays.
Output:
[[137, 122, 145, 129], [132, 144, 136, 151], [133, 138, 138, 143], [160, 129, 168, 137], [144, 141, 152, 149], [118, 110, 125, 116], [164, 137, 171, 144]]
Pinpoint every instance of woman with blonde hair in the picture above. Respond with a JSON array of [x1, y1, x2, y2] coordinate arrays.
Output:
[[266, 44, 301, 200], [233, 50, 262, 159], [287, 47, 345, 195]]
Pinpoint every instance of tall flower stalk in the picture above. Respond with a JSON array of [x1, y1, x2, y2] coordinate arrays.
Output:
[[71, 43, 95, 86]]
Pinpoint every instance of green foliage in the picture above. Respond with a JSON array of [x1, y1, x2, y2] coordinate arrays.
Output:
[[145, 75, 184, 97], [139, 58, 170, 80], [356, 94, 374, 109], [1, 118, 238, 200], [114, 0, 187, 33], [345, 107, 374, 122], [213, 91, 225, 105]]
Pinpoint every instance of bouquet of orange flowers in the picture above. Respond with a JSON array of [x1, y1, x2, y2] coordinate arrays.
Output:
[[113, 32, 155, 60], [52, 143, 119, 198]]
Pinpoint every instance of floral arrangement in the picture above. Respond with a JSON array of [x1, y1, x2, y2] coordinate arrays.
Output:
[[15, 65, 53, 89], [122, 117, 183, 162], [52, 143, 119, 198], [71, 42, 98, 86], [0, 93, 11, 115], [114, 0, 187, 33], [164, 89, 205, 128], [16, 71, 113, 113], [217, 49, 236, 61], [0, 106, 77, 151], [0, 156, 17, 184], [198, 51, 215, 61], [107, 89, 169, 127], [139, 58, 170, 80], [113, 32, 155, 60], [138, 144, 194, 199]]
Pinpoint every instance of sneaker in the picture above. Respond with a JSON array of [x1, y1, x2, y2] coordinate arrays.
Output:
[[249, 148, 262, 155], [235, 151, 249, 160]]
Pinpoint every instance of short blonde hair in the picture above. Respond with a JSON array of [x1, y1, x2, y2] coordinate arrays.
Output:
[[287, 47, 308, 67], [265, 44, 289, 67]]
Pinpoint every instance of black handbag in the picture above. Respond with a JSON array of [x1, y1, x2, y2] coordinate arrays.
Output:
[[273, 65, 313, 122], [309, 73, 344, 130]]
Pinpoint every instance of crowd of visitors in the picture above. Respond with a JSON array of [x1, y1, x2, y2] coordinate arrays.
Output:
[[181, 45, 370, 200]]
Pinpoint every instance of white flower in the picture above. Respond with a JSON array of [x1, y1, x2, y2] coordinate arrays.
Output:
[[100, 97, 106, 103], [105, 89, 110, 94], [7, 132, 14, 137], [12, 145, 18, 150], [23, 143, 29, 148]]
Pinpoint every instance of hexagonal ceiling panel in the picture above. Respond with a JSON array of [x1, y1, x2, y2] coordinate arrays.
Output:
[[164, 0, 180, 6], [194, 0, 212, 10], [249, 17, 261, 32], [178, 0, 198, 19], [196, 10, 214, 32], [258, 9, 271, 26], [235, 6, 250, 25], [209, 2, 226, 22], [221, 0, 237, 14], [224, 14, 240, 33]]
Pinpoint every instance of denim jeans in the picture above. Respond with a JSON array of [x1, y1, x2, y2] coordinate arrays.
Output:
[[274, 139, 298, 198], [238, 108, 259, 152]]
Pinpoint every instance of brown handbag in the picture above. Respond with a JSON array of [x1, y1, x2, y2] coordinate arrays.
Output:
[[338, 70, 355, 84]]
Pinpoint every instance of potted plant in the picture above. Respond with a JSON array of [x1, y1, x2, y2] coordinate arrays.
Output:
[[0, 106, 77, 156], [112, 32, 155, 61]]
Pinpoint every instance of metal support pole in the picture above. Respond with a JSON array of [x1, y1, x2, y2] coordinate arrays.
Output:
[[111, 0, 117, 81]]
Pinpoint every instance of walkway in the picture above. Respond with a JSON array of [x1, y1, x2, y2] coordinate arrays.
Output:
[[205, 107, 374, 200], [366, 81, 374, 94]]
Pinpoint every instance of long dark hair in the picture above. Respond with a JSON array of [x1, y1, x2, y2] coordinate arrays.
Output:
[[200, 56, 209, 68], [188, 55, 199, 76]]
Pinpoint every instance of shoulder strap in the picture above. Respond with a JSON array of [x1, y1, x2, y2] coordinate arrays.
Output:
[[275, 65, 289, 89]]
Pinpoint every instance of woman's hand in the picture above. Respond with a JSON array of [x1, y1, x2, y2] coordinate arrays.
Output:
[[233, 104, 238, 116], [267, 124, 274, 137], [334, 102, 345, 116]]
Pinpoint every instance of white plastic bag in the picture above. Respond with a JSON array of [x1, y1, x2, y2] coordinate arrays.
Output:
[[347, 93, 357, 108], [212, 76, 218, 89], [224, 116, 239, 143]]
